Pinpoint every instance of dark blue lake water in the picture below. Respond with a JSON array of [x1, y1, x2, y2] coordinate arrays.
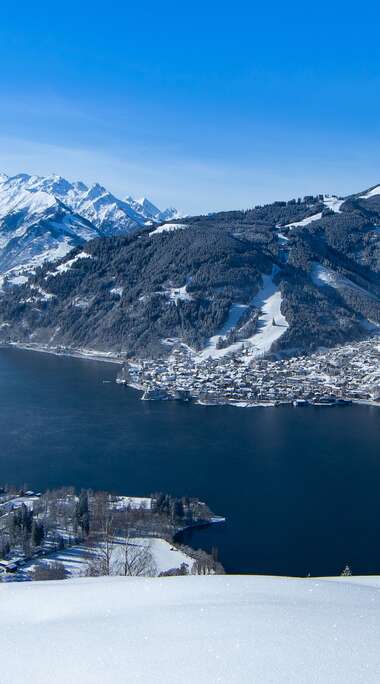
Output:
[[1, 347, 380, 575]]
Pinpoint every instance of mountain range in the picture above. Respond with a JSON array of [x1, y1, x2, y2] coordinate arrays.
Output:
[[0, 180, 380, 360], [0, 172, 178, 285]]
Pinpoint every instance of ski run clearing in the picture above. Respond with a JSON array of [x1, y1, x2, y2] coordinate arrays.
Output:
[[285, 211, 323, 228], [198, 270, 288, 361], [1, 574, 380, 683], [311, 263, 379, 302], [285, 196, 344, 229]]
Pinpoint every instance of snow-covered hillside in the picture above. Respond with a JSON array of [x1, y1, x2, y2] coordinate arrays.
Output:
[[1, 574, 379, 683], [0, 176, 100, 286], [198, 270, 289, 361], [0, 173, 178, 284]]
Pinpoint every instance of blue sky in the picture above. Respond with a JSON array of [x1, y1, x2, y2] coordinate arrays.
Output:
[[1, 1, 380, 213]]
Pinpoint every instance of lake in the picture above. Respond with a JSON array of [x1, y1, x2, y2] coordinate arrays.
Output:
[[1, 346, 380, 575]]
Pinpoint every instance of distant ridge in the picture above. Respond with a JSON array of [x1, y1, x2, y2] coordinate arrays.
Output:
[[0, 172, 179, 284]]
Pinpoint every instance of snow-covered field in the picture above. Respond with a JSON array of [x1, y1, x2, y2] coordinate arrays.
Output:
[[19, 537, 194, 579], [1, 574, 379, 683]]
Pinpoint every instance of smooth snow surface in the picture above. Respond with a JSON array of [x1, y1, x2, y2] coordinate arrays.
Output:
[[1, 574, 380, 683]]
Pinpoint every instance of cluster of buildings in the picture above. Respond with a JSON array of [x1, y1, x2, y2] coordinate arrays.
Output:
[[120, 338, 380, 408]]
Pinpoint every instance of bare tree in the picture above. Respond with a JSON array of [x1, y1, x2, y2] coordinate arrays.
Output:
[[85, 500, 157, 578], [116, 535, 156, 577], [31, 561, 66, 581], [87, 492, 118, 575]]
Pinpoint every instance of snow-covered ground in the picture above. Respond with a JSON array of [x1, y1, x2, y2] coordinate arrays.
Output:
[[110, 496, 152, 511], [359, 185, 380, 200], [323, 195, 344, 213], [197, 303, 250, 360], [284, 196, 344, 230], [311, 263, 379, 301], [46, 251, 92, 277], [165, 282, 193, 304], [110, 286, 123, 298], [1, 574, 379, 683], [285, 211, 323, 228], [19, 537, 194, 579], [149, 222, 188, 236], [198, 270, 288, 361]]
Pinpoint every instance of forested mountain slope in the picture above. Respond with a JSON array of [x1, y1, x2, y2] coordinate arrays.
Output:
[[1, 186, 379, 359]]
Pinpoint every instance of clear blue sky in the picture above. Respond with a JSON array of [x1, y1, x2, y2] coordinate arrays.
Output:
[[1, 1, 380, 213]]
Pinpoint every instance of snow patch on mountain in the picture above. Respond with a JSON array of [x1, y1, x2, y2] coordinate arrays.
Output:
[[46, 251, 92, 277], [166, 283, 193, 304], [311, 263, 379, 301], [323, 195, 344, 213], [150, 222, 188, 236], [359, 185, 380, 200], [285, 212, 323, 229]]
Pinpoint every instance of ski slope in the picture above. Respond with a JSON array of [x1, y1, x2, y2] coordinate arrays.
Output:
[[198, 271, 288, 361], [0, 574, 380, 683], [285, 211, 323, 228], [311, 263, 379, 301]]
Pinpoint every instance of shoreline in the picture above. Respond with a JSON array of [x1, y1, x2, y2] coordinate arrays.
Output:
[[2, 342, 379, 410], [1, 342, 124, 366], [121, 378, 380, 410]]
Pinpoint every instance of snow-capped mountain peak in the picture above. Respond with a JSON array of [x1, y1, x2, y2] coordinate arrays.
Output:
[[0, 171, 179, 286], [125, 195, 179, 222]]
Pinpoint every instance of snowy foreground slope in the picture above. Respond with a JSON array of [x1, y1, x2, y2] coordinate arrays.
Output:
[[1, 575, 380, 683]]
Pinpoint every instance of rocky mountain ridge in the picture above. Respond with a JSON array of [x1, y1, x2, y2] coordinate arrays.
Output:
[[0, 172, 179, 285]]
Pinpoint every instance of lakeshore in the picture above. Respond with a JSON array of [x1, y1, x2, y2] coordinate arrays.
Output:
[[0, 487, 225, 581], [1, 345, 380, 575], [5, 336, 380, 411]]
